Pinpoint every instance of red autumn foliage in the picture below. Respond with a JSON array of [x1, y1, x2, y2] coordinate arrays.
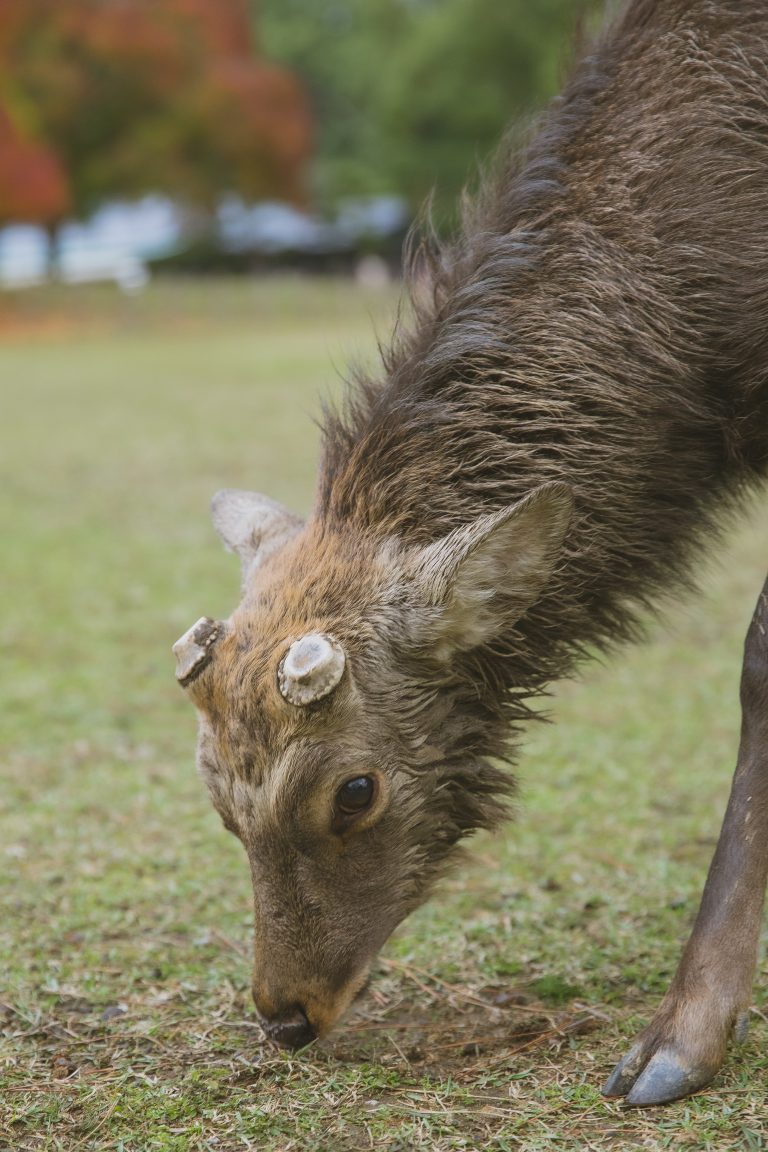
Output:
[[0, 0, 311, 224], [0, 108, 69, 224]]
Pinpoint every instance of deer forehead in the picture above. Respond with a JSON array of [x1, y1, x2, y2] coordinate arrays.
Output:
[[189, 532, 407, 777]]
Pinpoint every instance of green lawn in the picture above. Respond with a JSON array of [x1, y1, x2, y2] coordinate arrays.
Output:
[[1, 277, 767, 1151]]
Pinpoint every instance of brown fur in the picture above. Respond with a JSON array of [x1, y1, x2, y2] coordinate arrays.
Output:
[[179, 0, 768, 1095]]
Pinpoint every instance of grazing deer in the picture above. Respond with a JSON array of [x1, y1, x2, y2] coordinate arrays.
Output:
[[173, 0, 768, 1105]]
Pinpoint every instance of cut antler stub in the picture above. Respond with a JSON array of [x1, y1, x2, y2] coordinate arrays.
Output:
[[173, 617, 221, 686], [278, 633, 346, 706]]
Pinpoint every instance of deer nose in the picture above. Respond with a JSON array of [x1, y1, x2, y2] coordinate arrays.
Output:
[[260, 1006, 316, 1050]]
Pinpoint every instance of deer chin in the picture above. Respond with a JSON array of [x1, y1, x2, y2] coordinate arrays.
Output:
[[253, 962, 374, 1048], [310, 965, 375, 1038]]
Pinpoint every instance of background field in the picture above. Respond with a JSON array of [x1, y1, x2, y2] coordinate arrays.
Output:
[[1, 278, 767, 1151]]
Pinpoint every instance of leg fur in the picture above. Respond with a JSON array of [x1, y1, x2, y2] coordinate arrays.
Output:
[[604, 578, 768, 1105]]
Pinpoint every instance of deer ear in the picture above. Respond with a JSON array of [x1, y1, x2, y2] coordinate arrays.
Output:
[[406, 482, 573, 659], [211, 489, 303, 582]]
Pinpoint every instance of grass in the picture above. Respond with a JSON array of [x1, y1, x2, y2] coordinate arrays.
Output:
[[1, 275, 767, 1151]]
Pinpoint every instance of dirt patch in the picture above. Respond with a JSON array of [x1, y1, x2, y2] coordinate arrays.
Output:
[[320, 965, 604, 1078], [0, 311, 104, 342]]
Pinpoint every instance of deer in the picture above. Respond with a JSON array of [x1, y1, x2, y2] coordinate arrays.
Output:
[[173, 0, 768, 1106]]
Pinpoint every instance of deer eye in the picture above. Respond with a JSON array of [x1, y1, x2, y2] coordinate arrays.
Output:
[[335, 776, 376, 818]]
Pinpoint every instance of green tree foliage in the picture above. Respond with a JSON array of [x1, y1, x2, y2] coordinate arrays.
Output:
[[260, 0, 598, 221], [377, 0, 594, 217], [260, 0, 409, 209]]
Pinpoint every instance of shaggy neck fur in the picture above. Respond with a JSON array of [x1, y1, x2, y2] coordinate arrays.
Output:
[[317, 0, 768, 769]]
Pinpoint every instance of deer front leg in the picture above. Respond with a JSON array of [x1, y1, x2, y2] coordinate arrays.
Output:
[[603, 578, 768, 1106]]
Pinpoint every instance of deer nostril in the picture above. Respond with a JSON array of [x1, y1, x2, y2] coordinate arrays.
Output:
[[261, 1006, 316, 1050]]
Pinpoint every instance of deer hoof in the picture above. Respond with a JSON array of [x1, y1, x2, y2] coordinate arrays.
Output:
[[603, 1045, 718, 1106], [602, 997, 735, 1105]]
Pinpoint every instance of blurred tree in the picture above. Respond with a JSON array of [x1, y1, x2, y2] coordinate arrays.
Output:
[[377, 0, 596, 219], [260, 0, 409, 210], [0, 108, 69, 225], [0, 0, 311, 224], [260, 0, 598, 222], [0, 2, 69, 225]]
